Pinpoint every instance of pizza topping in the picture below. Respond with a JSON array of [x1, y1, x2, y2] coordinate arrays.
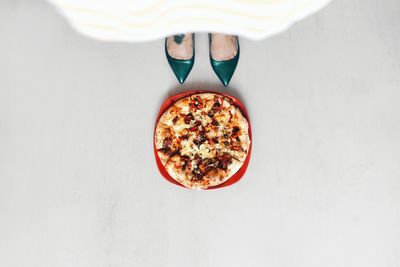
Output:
[[226, 96, 234, 105], [231, 126, 241, 138], [162, 137, 172, 149], [228, 111, 233, 123], [194, 154, 202, 164], [181, 155, 191, 162], [172, 116, 178, 124], [202, 158, 218, 171], [218, 153, 233, 170], [159, 136, 182, 157], [189, 126, 198, 132], [183, 113, 194, 124], [192, 167, 204, 181], [193, 131, 207, 147], [190, 96, 204, 112], [210, 101, 222, 115], [198, 131, 207, 142], [181, 155, 191, 170]]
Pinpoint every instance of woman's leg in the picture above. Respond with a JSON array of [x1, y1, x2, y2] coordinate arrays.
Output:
[[166, 33, 194, 60], [210, 33, 238, 61]]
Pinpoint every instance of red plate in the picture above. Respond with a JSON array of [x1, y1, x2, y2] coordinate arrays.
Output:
[[153, 90, 252, 190]]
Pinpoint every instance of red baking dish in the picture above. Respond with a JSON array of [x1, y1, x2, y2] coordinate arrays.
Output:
[[153, 90, 252, 190]]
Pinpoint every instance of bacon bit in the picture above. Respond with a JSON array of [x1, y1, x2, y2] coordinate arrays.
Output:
[[158, 148, 177, 157], [192, 170, 204, 181], [161, 137, 182, 157], [211, 119, 219, 126], [194, 131, 206, 147], [183, 113, 194, 124], [192, 163, 205, 180], [189, 121, 201, 132], [193, 96, 203, 109], [157, 148, 168, 154], [199, 158, 218, 174], [212, 137, 219, 144], [162, 137, 172, 149], [225, 97, 234, 105], [218, 153, 232, 170], [204, 165, 216, 174], [194, 154, 202, 163], [211, 101, 222, 114], [232, 126, 240, 135], [193, 139, 201, 147], [189, 126, 198, 132], [181, 155, 191, 162], [207, 98, 223, 117], [198, 131, 206, 143], [181, 155, 190, 170], [172, 116, 178, 124], [228, 111, 233, 123], [189, 96, 203, 112]]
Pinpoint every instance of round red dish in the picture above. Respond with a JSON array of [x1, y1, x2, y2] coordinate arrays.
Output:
[[153, 90, 252, 190]]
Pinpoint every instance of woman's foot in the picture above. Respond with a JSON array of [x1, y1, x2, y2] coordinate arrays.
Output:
[[166, 33, 194, 60], [165, 33, 195, 84], [210, 33, 238, 61], [209, 33, 240, 86]]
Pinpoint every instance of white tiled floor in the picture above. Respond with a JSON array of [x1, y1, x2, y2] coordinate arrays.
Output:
[[0, 1, 400, 266]]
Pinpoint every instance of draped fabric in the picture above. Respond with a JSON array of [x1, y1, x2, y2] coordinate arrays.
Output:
[[48, 0, 332, 42]]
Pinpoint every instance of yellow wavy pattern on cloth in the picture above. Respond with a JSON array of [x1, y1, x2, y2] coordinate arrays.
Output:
[[48, 0, 332, 41]]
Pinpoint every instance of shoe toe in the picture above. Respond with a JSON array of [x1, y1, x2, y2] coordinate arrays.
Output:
[[169, 60, 193, 84], [211, 57, 239, 86]]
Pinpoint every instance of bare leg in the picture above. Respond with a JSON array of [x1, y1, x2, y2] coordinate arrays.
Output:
[[166, 33, 194, 60], [210, 33, 238, 61]]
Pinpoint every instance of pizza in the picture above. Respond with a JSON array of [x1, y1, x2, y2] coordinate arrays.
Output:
[[154, 92, 251, 190]]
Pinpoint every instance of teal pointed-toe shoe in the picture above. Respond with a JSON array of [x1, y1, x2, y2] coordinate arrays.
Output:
[[209, 34, 240, 86], [165, 34, 195, 84]]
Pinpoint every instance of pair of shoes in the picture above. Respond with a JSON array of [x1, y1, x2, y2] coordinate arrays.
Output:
[[165, 33, 240, 86]]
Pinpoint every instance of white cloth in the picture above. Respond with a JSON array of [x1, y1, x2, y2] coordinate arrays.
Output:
[[48, 0, 332, 42]]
